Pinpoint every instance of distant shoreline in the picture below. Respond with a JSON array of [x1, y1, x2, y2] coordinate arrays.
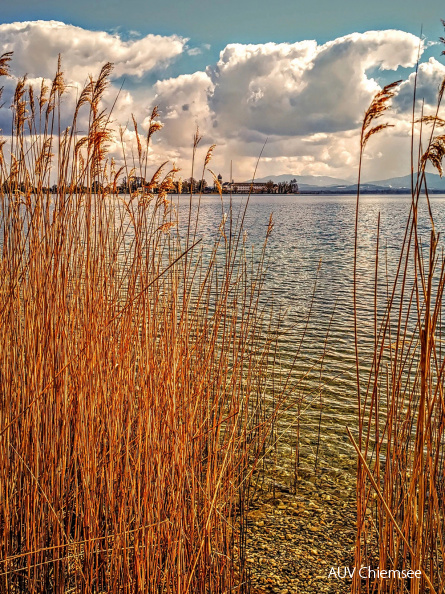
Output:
[[298, 188, 445, 195], [196, 189, 445, 196]]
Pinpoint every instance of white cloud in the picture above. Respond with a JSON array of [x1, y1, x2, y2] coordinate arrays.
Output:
[[153, 71, 214, 147], [0, 21, 441, 181], [0, 20, 186, 83], [0, 20, 187, 170], [395, 57, 445, 111], [187, 48, 203, 56], [208, 31, 422, 138], [152, 30, 427, 179]]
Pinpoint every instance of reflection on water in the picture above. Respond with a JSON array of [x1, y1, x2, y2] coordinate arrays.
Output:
[[172, 193, 445, 474]]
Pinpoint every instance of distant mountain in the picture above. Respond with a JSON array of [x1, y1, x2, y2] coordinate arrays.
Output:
[[252, 174, 351, 186], [368, 172, 445, 190], [244, 172, 445, 193], [298, 183, 392, 193]]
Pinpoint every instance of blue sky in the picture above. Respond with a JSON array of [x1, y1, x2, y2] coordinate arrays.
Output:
[[0, 1, 445, 181], [3, 0, 443, 49], [3, 0, 444, 76]]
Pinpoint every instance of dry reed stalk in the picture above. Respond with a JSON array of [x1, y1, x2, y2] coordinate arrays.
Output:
[[350, 28, 445, 593], [0, 56, 288, 593]]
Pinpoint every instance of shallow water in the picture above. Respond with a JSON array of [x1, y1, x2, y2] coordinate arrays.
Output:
[[172, 192, 445, 474], [4, 191, 443, 474]]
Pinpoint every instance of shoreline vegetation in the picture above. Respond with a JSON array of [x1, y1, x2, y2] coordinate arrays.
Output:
[[0, 54, 301, 593], [1, 18, 445, 593]]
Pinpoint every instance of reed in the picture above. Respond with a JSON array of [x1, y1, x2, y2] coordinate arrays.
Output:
[[351, 35, 445, 593], [0, 56, 286, 592]]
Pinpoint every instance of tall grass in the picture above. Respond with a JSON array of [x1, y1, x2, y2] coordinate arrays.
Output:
[[351, 45, 445, 593], [0, 55, 285, 592]]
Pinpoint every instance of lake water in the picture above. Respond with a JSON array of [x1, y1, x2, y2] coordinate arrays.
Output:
[[173, 192, 445, 475], [4, 191, 441, 475]]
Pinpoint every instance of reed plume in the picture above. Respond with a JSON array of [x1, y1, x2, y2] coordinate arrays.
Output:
[[351, 34, 445, 593], [0, 55, 286, 594]]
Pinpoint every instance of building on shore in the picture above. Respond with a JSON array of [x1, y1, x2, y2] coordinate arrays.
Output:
[[222, 181, 274, 193], [219, 179, 299, 194]]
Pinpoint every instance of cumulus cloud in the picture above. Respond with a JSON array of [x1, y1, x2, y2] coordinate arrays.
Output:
[[150, 29, 427, 179], [0, 21, 441, 181], [0, 20, 186, 83], [395, 57, 445, 111], [153, 72, 214, 147], [207, 31, 422, 138], [0, 21, 188, 170]]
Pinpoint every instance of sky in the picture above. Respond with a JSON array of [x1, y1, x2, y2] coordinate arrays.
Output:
[[0, 0, 444, 182]]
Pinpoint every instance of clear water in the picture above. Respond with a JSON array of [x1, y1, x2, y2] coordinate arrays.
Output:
[[4, 191, 442, 474], [173, 193, 445, 474]]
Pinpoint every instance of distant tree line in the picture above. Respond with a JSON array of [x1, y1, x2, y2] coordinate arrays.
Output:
[[2, 176, 298, 195], [276, 179, 299, 193]]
